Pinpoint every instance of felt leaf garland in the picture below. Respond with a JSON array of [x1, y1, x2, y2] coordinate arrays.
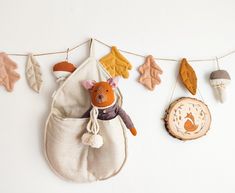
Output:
[[99, 46, 132, 78], [25, 54, 43, 93], [0, 52, 20, 92], [179, 58, 197, 95], [138, 55, 163, 90]]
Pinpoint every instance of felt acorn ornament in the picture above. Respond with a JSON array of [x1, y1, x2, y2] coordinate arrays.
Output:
[[210, 70, 231, 103], [53, 61, 76, 82], [52, 48, 76, 82]]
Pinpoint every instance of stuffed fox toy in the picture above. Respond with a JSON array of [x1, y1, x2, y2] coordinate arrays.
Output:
[[81, 77, 137, 148]]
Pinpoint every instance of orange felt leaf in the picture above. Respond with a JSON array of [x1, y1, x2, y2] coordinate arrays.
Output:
[[138, 55, 163, 90], [99, 46, 132, 78], [179, 58, 197, 95], [0, 53, 20, 92]]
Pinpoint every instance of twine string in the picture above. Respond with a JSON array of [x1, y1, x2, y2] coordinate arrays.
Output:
[[7, 40, 90, 57], [3, 38, 235, 63], [168, 74, 180, 104], [95, 38, 235, 62], [168, 74, 205, 103]]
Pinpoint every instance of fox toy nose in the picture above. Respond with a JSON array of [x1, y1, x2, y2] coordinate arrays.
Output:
[[98, 95, 104, 99]]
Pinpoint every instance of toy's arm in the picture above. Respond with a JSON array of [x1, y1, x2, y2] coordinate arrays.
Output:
[[118, 107, 137, 136]]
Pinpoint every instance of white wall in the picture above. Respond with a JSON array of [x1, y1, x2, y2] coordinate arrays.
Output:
[[1, 0, 235, 192]]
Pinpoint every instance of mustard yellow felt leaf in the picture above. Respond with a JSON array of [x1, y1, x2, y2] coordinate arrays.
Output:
[[138, 55, 163, 91], [99, 46, 132, 78], [179, 58, 197, 95]]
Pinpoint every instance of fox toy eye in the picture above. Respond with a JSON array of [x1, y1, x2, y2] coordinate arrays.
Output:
[[106, 90, 109, 92]]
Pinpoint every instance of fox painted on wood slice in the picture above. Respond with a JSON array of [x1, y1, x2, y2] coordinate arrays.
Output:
[[184, 112, 198, 132], [82, 77, 137, 136]]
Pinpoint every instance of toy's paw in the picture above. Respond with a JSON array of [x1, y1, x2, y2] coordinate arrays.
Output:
[[130, 128, 137, 136]]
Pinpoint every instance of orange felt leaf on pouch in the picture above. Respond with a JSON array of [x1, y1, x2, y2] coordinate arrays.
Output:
[[179, 58, 197, 95], [138, 55, 163, 91], [99, 46, 132, 78], [0, 52, 20, 92]]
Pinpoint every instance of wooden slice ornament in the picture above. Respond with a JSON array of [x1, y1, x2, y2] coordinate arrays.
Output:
[[164, 97, 211, 140]]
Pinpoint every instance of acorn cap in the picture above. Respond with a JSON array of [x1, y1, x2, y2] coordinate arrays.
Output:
[[53, 61, 76, 72], [210, 70, 231, 80]]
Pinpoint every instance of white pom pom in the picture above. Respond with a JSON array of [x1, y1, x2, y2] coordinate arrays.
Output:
[[89, 134, 103, 148], [81, 133, 103, 148], [81, 132, 92, 146]]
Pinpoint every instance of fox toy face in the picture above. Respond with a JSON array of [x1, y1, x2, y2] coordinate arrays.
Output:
[[82, 77, 118, 107], [90, 82, 115, 107]]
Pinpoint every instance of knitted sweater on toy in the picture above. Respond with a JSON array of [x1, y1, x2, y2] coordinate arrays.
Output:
[[81, 103, 134, 129]]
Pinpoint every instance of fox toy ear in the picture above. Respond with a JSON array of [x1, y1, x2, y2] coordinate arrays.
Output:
[[107, 77, 119, 88], [82, 80, 96, 90]]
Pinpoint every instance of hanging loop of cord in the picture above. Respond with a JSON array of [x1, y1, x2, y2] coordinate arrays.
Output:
[[168, 74, 205, 104], [215, 56, 221, 70], [86, 107, 100, 135], [65, 48, 69, 61]]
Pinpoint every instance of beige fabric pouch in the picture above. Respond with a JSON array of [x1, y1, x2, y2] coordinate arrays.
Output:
[[43, 39, 127, 182]]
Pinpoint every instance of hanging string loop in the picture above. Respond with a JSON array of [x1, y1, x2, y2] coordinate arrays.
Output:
[[65, 48, 69, 61]]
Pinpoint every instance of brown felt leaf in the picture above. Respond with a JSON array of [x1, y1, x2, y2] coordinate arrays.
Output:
[[179, 58, 197, 95], [99, 46, 132, 78], [138, 55, 163, 90], [0, 53, 20, 92]]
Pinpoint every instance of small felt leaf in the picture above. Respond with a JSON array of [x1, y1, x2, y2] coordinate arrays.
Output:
[[99, 46, 132, 78], [0, 52, 20, 92], [179, 58, 197, 95], [138, 55, 163, 91], [25, 54, 43, 93]]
